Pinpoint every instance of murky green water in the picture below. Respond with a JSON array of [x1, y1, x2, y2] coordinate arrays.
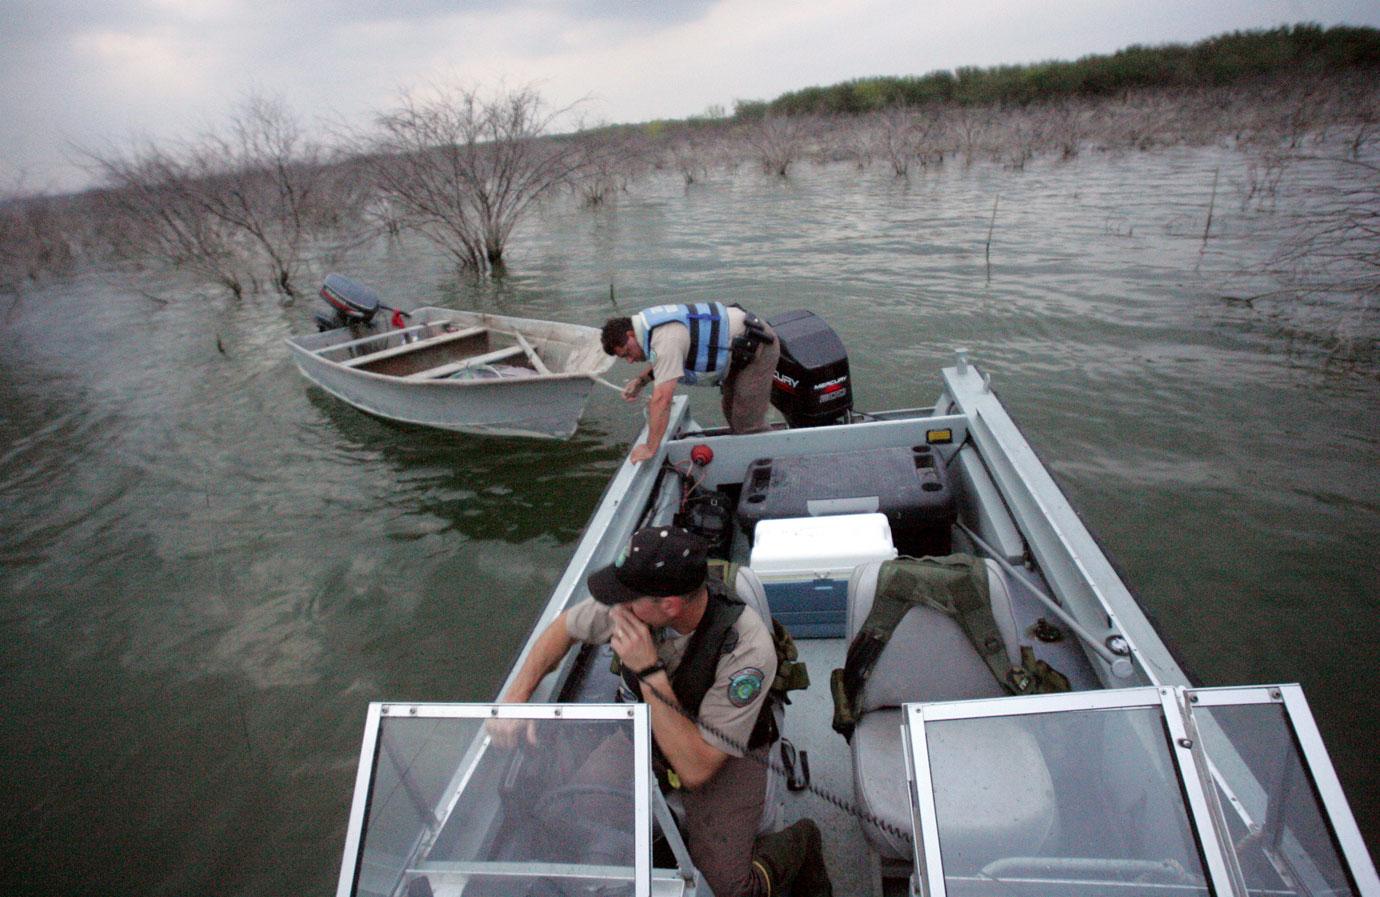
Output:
[[2, 143, 1376, 894]]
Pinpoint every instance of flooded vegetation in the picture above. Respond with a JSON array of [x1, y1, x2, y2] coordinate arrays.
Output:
[[3, 25, 1377, 310], [2, 24, 1378, 895]]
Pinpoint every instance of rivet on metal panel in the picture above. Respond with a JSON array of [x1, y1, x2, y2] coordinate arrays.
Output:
[[1189, 693, 1199, 703], [490, 707, 499, 716], [627, 709, 634, 717], [381, 706, 390, 715], [1270, 689, 1281, 700], [554, 707, 562, 717], [409, 707, 417, 716], [1178, 738, 1194, 749]]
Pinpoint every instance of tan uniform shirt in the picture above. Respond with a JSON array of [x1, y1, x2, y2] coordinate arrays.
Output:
[[647, 306, 748, 387], [565, 595, 777, 757]]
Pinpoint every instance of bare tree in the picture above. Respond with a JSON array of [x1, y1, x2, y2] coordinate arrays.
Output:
[[744, 115, 809, 177], [1266, 156, 1380, 300], [85, 144, 251, 297], [875, 108, 946, 178], [368, 84, 586, 274], [569, 128, 646, 206], [84, 94, 338, 299], [668, 131, 712, 185], [0, 187, 77, 292]]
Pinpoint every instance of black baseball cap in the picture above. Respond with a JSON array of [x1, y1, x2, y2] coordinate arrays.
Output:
[[587, 526, 709, 605]]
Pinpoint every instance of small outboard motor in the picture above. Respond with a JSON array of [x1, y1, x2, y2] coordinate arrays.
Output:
[[314, 273, 381, 332], [768, 310, 852, 427]]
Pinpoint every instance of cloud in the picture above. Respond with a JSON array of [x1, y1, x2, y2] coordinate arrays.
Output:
[[2, 0, 1378, 192]]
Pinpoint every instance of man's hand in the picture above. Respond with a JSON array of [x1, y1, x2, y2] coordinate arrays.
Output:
[[609, 604, 658, 673], [629, 443, 657, 464], [621, 374, 647, 402], [485, 716, 537, 750]]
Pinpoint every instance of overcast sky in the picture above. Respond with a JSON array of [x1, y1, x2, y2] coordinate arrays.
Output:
[[4, 0, 1378, 193]]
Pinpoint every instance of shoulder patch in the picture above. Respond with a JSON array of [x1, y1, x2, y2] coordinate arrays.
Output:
[[726, 667, 765, 707]]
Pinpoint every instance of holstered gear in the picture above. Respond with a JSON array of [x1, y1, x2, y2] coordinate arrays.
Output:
[[751, 818, 833, 897], [729, 311, 776, 374], [831, 555, 1070, 741]]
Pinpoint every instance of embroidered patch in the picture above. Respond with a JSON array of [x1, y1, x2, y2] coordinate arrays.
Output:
[[727, 667, 765, 707]]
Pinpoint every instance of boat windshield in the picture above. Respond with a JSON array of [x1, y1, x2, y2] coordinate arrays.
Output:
[[903, 686, 1376, 897], [338, 703, 653, 897]]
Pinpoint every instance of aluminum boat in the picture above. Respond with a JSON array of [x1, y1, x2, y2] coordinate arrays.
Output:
[[287, 307, 615, 439], [335, 352, 1377, 897]]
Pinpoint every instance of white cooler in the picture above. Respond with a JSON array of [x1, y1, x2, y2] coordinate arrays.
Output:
[[748, 513, 899, 638]]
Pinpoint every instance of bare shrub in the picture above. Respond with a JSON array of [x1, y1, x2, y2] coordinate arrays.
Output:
[[667, 132, 713, 185], [952, 106, 991, 165], [1043, 100, 1085, 160], [874, 108, 945, 177], [84, 94, 338, 299], [570, 129, 647, 206], [0, 188, 78, 291], [744, 115, 809, 177], [368, 84, 587, 274], [86, 145, 251, 297], [1267, 156, 1380, 300]]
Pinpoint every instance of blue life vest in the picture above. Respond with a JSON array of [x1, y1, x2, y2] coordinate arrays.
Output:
[[636, 303, 731, 385]]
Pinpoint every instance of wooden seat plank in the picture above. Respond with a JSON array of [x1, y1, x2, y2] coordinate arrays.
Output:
[[339, 325, 486, 369], [403, 345, 527, 381]]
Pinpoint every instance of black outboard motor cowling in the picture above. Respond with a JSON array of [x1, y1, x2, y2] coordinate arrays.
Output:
[[769, 310, 852, 427], [315, 273, 381, 332]]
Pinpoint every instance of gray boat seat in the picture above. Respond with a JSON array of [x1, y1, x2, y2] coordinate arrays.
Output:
[[845, 558, 1055, 861]]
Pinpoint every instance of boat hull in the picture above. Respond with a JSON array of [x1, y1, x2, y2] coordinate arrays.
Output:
[[286, 308, 612, 439]]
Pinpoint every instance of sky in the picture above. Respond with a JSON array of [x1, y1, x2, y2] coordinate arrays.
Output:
[[3, 0, 1379, 194]]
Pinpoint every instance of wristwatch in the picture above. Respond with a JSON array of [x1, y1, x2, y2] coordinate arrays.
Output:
[[635, 660, 667, 679]]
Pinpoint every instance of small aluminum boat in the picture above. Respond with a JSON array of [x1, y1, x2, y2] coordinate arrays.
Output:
[[335, 351, 1377, 897], [287, 303, 615, 440]]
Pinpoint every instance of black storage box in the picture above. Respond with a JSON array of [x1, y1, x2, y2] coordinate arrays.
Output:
[[768, 310, 852, 427], [737, 445, 955, 557]]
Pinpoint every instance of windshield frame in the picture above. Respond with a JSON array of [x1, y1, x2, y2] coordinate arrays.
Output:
[[336, 701, 653, 897]]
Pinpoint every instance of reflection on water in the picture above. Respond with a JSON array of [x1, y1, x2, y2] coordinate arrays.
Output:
[[1, 143, 1377, 894]]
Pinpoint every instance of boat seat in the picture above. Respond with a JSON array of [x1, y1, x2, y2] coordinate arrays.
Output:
[[845, 558, 1039, 861], [338, 324, 485, 368], [403, 346, 526, 381]]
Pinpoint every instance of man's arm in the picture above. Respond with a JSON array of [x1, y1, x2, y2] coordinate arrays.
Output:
[[630, 380, 677, 464], [637, 667, 729, 789], [608, 604, 727, 788], [489, 610, 576, 748]]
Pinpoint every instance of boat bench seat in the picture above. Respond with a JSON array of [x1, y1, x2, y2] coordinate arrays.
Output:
[[845, 559, 1054, 862], [403, 346, 526, 381], [338, 325, 486, 368]]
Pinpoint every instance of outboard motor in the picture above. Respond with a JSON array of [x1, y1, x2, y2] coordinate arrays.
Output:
[[314, 273, 381, 332], [768, 310, 852, 427]]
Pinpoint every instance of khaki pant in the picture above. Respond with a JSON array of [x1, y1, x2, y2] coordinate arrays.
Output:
[[720, 324, 780, 435], [569, 733, 770, 897], [680, 747, 771, 897]]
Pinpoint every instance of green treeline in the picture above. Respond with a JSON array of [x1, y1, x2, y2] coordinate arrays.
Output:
[[734, 24, 1380, 118]]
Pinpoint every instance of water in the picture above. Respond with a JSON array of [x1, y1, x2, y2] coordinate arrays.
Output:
[[2, 143, 1376, 894]]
